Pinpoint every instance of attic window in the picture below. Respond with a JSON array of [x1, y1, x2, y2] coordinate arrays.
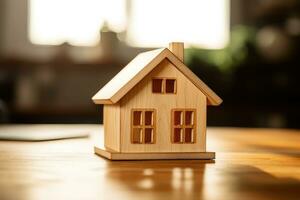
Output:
[[152, 79, 163, 93], [166, 79, 176, 93], [152, 78, 176, 94]]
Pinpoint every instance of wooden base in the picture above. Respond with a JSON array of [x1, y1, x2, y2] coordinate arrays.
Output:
[[94, 145, 215, 160]]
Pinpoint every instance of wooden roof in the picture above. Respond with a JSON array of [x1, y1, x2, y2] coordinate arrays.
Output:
[[92, 48, 222, 106]]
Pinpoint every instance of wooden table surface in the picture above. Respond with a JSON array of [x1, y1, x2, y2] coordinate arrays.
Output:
[[0, 125, 299, 200]]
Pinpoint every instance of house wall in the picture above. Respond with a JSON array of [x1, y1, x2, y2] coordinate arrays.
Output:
[[103, 103, 121, 151], [119, 59, 207, 153]]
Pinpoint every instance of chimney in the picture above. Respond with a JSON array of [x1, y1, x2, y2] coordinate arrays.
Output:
[[168, 42, 184, 62]]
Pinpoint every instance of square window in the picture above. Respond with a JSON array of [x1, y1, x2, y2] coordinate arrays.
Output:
[[152, 79, 163, 93], [166, 79, 176, 93], [144, 128, 153, 143], [145, 111, 153, 125], [185, 111, 194, 125], [185, 128, 194, 143], [132, 128, 142, 143], [174, 111, 183, 125], [133, 111, 142, 125], [173, 128, 182, 143]]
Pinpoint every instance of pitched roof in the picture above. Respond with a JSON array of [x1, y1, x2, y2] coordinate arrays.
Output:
[[92, 48, 222, 106]]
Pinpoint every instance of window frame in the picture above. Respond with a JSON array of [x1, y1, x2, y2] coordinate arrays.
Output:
[[152, 78, 164, 93], [151, 77, 177, 94], [131, 109, 156, 144], [171, 109, 197, 144]]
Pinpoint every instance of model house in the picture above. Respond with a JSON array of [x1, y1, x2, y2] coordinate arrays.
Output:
[[92, 42, 222, 160]]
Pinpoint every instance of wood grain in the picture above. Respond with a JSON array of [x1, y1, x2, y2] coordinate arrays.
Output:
[[92, 47, 222, 106], [92, 48, 167, 104], [94, 146, 215, 160], [0, 125, 299, 200], [120, 59, 207, 153], [103, 103, 121, 151], [169, 42, 184, 62]]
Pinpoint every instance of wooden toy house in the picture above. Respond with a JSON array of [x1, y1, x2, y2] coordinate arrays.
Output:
[[92, 42, 222, 160]]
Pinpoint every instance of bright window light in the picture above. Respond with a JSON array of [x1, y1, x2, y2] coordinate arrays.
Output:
[[29, 0, 229, 48], [127, 0, 230, 49], [29, 0, 126, 46]]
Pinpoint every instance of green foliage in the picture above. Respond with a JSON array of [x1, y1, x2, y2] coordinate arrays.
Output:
[[185, 26, 256, 72]]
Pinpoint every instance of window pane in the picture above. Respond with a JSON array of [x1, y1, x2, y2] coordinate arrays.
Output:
[[185, 111, 194, 125], [174, 111, 183, 125], [173, 128, 182, 143], [152, 79, 163, 93], [132, 128, 142, 143], [185, 128, 193, 143], [145, 111, 153, 125], [133, 111, 142, 125], [165, 79, 176, 93], [144, 128, 153, 143]]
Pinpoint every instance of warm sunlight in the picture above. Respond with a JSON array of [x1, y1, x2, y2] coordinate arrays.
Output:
[[29, 0, 229, 48], [29, 0, 126, 46], [127, 0, 230, 48]]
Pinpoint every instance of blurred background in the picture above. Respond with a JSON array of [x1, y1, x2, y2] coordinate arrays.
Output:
[[0, 0, 299, 128]]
